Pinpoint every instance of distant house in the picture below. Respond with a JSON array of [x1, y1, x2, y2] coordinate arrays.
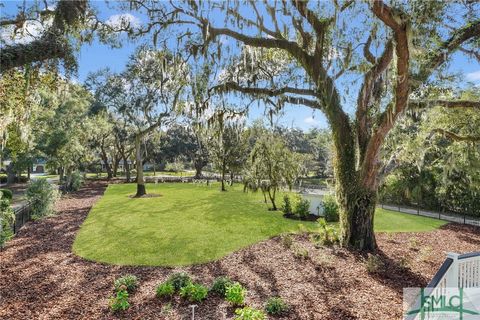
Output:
[[32, 159, 47, 173]]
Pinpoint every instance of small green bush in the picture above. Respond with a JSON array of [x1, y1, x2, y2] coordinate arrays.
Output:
[[312, 218, 339, 246], [280, 233, 293, 249], [322, 195, 339, 222], [0, 189, 13, 201], [179, 282, 209, 302], [225, 282, 247, 306], [292, 244, 309, 260], [366, 254, 385, 273], [26, 179, 60, 219], [156, 281, 175, 299], [65, 171, 84, 192], [109, 289, 130, 312], [281, 195, 293, 215], [114, 274, 138, 293], [234, 306, 267, 320], [265, 297, 289, 315], [294, 197, 310, 218], [210, 276, 233, 296], [0, 194, 15, 247], [167, 272, 192, 291]]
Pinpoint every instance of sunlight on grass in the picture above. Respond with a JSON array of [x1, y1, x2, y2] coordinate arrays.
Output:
[[73, 183, 316, 266], [73, 183, 447, 267]]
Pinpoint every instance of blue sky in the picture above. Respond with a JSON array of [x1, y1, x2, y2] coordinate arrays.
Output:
[[2, 1, 479, 131]]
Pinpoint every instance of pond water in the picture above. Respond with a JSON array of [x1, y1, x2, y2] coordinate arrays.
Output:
[[297, 189, 334, 216]]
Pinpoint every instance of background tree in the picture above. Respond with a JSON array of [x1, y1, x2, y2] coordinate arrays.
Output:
[[246, 131, 301, 210], [91, 48, 188, 196], [128, 0, 480, 250]]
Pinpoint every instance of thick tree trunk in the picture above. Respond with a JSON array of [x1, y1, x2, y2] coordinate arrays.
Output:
[[230, 171, 234, 186], [194, 161, 204, 179], [337, 181, 377, 251], [135, 136, 146, 197], [58, 167, 64, 182]]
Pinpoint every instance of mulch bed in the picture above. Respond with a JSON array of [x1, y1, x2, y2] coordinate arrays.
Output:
[[1, 181, 479, 320]]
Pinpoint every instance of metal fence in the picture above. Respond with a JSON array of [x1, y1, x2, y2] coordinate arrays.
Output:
[[12, 202, 32, 234], [379, 203, 480, 227]]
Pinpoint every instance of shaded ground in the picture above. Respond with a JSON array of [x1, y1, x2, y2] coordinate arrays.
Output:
[[0, 181, 479, 320]]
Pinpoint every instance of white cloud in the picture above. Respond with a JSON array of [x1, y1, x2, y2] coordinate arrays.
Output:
[[106, 13, 141, 29], [304, 116, 319, 125], [466, 70, 480, 82], [1, 19, 51, 45]]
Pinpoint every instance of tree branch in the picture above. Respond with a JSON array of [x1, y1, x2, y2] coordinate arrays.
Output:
[[432, 129, 480, 142], [210, 82, 318, 98], [410, 99, 480, 109]]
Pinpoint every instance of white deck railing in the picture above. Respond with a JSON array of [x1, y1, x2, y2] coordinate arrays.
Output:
[[407, 252, 480, 319]]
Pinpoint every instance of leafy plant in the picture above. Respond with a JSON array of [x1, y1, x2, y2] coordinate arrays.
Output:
[[225, 282, 247, 306], [280, 233, 293, 249], [114, 274, 138, 293], [0, 189, 13, 201], [292, 244, 309, 260], [167, 272, 192, 291], [156, 281, 175, 299], [0, 193, 14, 247], [294, 196, 310, 218], [281, 195, 293, 215], [234, 306, 267, 320], [312, 218, 339, 246], [366, 254, 385, 274], [25, 179, 60, 219], [109, 289, 130, 312], [210, 276, 233, 296], [65, 171, 84, 192], [265, 297, 289, 315], [179, 282, 208, 302], [322, 194, 339, 222]]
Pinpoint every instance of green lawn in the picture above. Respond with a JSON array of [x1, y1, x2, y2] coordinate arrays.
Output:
[[73, 183, 317, 266], [375, 208, 447, 232], [73, 183, 447, 267]]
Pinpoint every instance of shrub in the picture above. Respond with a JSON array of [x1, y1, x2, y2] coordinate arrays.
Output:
[[234, 307, 267, 320], [26, 179, 60, 219], [312, 218, 339, 246], [322, 194, 339, 222], [179, 282, 208, 302], [265, 297, 289, 315], [210, 276, 233, 296], [281, 195, 293, 215], [366, 254, 385, 274], [294, 197, 310, 218], [65, 171, 84, 192], [109, 289, 130, 312], [225, 282, 247, 306], [114, 274, 138, 293], [0, 189, 13, 201], [0, 193, 15, 247], [156, 281, 175, 299], [279, 233, 293, 249], [292, 244, 309, 260], [167, 272, 192, 291]]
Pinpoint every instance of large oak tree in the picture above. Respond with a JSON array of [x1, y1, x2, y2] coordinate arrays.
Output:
[[127, 0, 480, 250]]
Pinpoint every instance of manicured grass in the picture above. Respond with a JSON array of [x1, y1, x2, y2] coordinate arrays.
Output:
[[73, 183, 447, 267], [374, 208, 447, 232], [73, 183, 317, 266]]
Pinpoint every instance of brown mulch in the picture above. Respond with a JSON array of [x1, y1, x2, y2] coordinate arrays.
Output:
[[0, 181, 479, 320]]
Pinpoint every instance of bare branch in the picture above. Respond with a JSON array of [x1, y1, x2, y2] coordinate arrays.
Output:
[[210, 82, 318, 98]]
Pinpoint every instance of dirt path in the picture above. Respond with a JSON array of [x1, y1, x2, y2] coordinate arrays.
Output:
[[1, 181, 479, 319]]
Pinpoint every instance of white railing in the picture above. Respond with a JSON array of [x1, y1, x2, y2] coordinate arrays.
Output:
[[407, 252, 480, 320]]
